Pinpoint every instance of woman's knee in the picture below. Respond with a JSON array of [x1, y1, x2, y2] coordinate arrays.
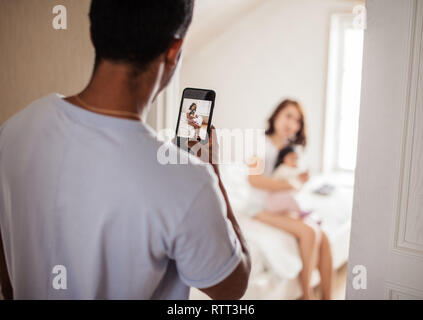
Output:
[[321, 230, 328, 242], [299, 223, 319, 246], [320, 231, 331, 250]]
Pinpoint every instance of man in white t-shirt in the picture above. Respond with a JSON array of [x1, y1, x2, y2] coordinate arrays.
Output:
[[0, 0, 250, 300]]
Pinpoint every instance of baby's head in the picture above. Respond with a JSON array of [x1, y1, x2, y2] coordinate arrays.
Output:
[[275, 145, 298, 168]]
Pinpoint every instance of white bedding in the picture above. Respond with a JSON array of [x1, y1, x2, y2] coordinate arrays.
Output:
[[190, 163, 354, 300]]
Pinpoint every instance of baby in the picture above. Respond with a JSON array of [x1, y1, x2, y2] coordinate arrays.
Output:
[[272, 145, 304, 191], [265, 146, 320, 223]]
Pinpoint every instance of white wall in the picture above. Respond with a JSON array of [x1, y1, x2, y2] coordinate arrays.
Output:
[[179, 0, 363, 172], [0, 0, 93, 126]]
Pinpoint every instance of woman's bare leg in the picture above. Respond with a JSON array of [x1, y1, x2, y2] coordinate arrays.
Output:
[[297, 224, 320, 299], [255, 211, 320, 299], [317, 231, 333, 299]]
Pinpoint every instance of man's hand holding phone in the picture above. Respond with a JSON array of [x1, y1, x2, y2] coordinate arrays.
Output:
[[187, 125, 219, 166], [173, 88, 251, 300]]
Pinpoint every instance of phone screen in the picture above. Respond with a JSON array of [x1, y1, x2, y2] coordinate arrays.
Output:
[[175, 88, 215, 148]]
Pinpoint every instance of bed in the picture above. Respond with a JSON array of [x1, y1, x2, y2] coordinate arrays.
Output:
[[190, 163, 354, 300]]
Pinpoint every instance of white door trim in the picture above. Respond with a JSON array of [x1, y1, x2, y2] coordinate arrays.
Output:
[[392, 0, 423, 258]]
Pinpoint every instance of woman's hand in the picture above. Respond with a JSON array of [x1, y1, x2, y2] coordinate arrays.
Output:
[[298, 170, 310, 184]]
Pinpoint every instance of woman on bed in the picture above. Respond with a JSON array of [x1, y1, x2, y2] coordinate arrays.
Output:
[[247, 99, 333, 300]]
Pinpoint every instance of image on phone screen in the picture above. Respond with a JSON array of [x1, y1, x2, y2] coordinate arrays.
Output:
[[177, 98, 212, 141], [175, 88, 215, 151]]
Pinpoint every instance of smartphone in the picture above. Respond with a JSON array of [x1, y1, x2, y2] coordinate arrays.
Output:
[[175, 87, 216, 151]]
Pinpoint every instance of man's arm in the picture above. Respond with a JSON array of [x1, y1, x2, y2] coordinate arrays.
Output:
[[183, 127, 251, 299], [0, 229, 13, 299], [198, 164, 251, 300]]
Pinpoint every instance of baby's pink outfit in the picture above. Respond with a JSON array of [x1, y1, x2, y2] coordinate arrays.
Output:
[[265, 191, 301, 214], [265, 191, 321, 224]]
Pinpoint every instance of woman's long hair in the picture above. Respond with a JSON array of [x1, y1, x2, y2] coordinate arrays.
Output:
[[265, 99, 307, 147], [188, 103, 197, 116]]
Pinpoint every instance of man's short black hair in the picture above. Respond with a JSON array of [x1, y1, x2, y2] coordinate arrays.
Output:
[[89, 0, 194, 70]]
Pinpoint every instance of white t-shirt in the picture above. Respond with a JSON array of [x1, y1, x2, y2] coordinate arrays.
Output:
[[0, 94, 242, 299]]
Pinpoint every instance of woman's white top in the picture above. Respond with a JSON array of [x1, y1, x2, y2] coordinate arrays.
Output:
[[245, 135, 280, 216]]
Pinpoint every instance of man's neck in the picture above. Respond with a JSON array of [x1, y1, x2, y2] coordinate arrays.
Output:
[[67, 60, 160, 121]]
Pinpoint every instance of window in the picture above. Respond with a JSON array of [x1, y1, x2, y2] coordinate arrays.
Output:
[[323, 14, 364, 172]]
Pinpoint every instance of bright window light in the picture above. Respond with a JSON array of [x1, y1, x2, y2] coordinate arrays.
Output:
[[324, 14, 364, 173], [336, 28, 364, 171]]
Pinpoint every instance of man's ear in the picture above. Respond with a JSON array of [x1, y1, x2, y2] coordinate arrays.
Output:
[[165, 38, 184, 67]]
